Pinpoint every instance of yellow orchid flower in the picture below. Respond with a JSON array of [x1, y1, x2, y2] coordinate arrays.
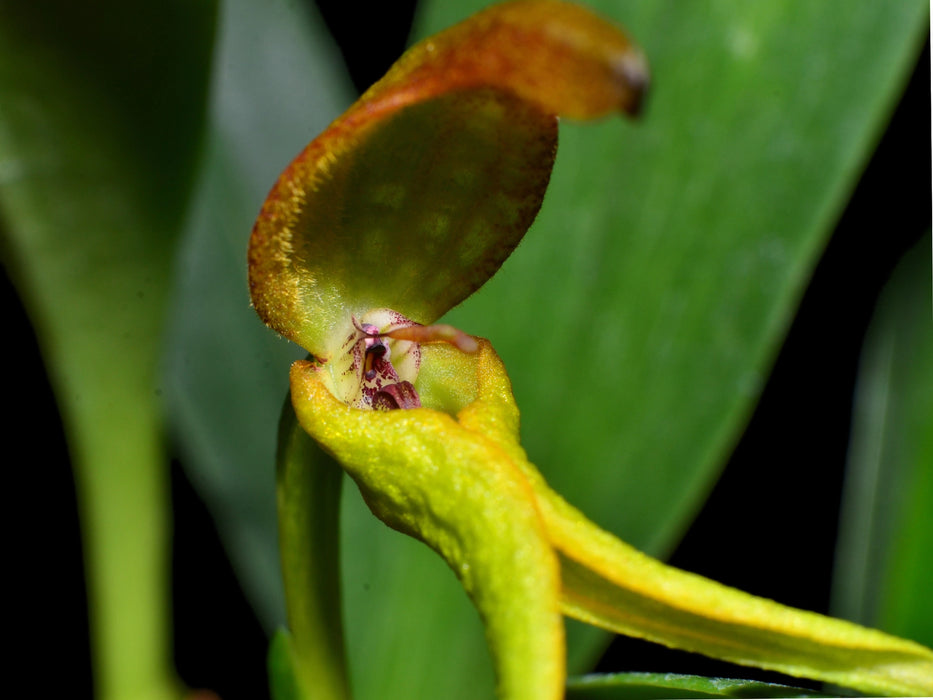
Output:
[[248, 2, 933, 698]]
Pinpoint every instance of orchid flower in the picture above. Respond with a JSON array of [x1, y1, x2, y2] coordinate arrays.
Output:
[[248, 2, 933, 698]]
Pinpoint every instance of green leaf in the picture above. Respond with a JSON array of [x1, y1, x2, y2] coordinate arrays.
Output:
[[0, 2, 215, 698], [418, 0, 928, 669], [832, 237, 933, 647], [565, 672, 829, 699]]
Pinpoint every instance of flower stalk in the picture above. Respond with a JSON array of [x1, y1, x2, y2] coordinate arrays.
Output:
[[274, 398, 351, 700]]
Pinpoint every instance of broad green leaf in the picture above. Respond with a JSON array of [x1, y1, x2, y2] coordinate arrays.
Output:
[[565, 672, 827, 699], [832, 237, 933, 647], [0, 3, 215, 699], [417, 0, 928, 669]]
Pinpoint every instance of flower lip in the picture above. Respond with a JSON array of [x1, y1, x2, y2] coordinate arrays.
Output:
[[373, 381, 422, 410], [323, 307, 479, 410]]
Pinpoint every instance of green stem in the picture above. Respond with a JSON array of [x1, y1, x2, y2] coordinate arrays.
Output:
[[276, 395, 351, 700], [68, 373, 178, 700]]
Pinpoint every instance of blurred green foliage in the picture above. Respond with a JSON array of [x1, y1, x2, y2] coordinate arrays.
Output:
[[833, 239, 933, 648]]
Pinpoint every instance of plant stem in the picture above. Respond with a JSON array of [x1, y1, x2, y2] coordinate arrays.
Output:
[[276, 396, 351, 700]]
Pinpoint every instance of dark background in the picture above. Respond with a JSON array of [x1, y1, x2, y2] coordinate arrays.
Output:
[[8, 1, 929, 697]]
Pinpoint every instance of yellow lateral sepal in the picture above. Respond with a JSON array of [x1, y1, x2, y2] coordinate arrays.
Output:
[[289, 342, 565, 700]]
